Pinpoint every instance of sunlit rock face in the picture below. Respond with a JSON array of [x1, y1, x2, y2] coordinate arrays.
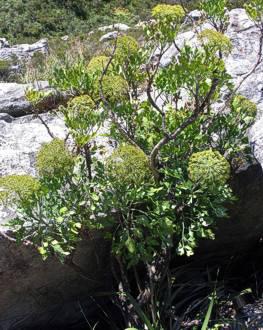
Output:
[[0, 38, 48, 61], [0, 113, 66, 177], [0, 82, 50, 116]]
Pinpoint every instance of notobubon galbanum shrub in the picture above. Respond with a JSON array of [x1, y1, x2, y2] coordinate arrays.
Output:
[[188, 149, 230, 187], [87, 55, 129, 103], [231, 95, 257, 118]]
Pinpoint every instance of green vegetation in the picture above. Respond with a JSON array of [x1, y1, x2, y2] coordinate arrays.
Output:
[[87, 55, 111, 75], [232, 94, 258, 118], [63, 95, 101, 148], [188, 150, 230, 187], [0, 0, 247, 43], [0, 175, 40, 204], [1, 0, 259, 328], [0, 0, 157, 43], [114, 35, 139, 62], [36, 138, 75, 177], [0, 59, 11, 81], [198, 29, 232, 54], [106, 145, 153, 187], [151, 4, 185, 21]]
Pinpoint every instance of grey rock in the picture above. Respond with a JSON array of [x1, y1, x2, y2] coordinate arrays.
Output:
[[98, 23, 130, 32], [0, 81, 49, 117], [0, 112, 67, 178], [0, 39, 48, 61], [185, 9, 203, 23], [189, 9, 203, 20], [61, 35, 69, 41], [0, 113, 13, 123], [100, 31, 119, 42], [0, 38, 9, 49], [0, 233, 111, 330]]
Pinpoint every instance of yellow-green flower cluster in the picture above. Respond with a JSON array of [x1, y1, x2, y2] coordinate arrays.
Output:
[[115, 35, 139, 62], [99, 75, 128, 103], [198, 29, 232, 54], [0, 175, 40, 203], [87, 55, 110, 76], [68, 95, 95, 112], [231, 95, 257, 118], [36, 138, 75, 177], [188, 149, 230, 187], [106, 145, 152, 187], [152, 4, 185, 21]]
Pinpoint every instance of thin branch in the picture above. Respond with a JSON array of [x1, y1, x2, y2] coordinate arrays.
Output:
[[35, 114, 55, 139]]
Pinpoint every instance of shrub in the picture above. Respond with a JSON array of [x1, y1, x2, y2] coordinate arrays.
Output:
[[36, 139, 75, 177], [198, 29, 232, 54], [245, 0, 263, 23], [25, 88, 55, 109], [113, 7, 135, 24], [188, 150, 230, 187], [0, 175, 40, 203], [106, 145, 153, 187], [200, 0, 228, 20]]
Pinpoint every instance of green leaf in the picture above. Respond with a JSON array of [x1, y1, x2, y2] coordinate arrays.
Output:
[[59, 207, 68, 214], [56, 216, 64, 224], [125, 237, 136, 254], [201, 293, 215, 330], [126, 293, 155, 330]]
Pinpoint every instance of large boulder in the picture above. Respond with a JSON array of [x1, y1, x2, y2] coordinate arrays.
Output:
[[0, 39, 48, 61], [98, 23, 130, 32], [0, 233, 111, 330], [0, 82, 50, 117], [0, 38, 9, 49]]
